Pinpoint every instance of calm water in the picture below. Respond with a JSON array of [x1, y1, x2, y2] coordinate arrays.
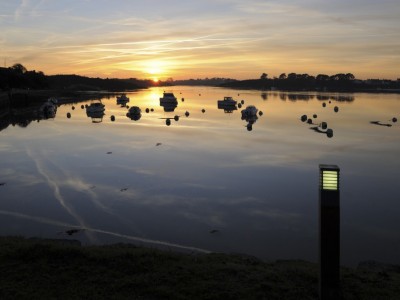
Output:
[[1, 86, 399, 266]]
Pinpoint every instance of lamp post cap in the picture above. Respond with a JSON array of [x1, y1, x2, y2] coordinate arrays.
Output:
[[319, 164, 340, 171]]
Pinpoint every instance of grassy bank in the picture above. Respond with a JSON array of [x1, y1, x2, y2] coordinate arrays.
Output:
[[0, 237, 399, 299]]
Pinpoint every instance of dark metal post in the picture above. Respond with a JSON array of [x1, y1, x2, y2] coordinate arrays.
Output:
[[319, 164, 340, 300]]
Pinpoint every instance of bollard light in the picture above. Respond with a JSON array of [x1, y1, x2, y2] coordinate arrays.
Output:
[[319, 164, 340, 300], [320, 167, 339, 191]]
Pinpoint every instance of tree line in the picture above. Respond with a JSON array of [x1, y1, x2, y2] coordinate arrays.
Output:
[[220, 72, 400, 92], [0, 63, 155, 91]]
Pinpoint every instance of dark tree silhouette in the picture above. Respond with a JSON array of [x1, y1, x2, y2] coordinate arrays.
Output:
[[11, 63, 27, 74], [260, 73, 268, 80]]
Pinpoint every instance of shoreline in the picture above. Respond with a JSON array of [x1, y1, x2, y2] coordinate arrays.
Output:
[[1, 236, 399, 299]]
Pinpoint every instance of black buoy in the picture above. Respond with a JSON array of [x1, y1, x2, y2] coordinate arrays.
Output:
[[81, 105, 84, 109], [150, 108, 154, 112], [392, 117, 397, 123], [145, 108, 150, 113], [313, 114, 317, 118], [166, 119, 171, 126], [111, 115, 115, 121], [326, 128, 333, 138], [307, 118, 313, 124], [238, 103, 242, 109], [182, 98, 184, 102], [259, 111, 263, 116], [202, 109, 205, 113], [174, 115, 179, 121], [301, 115, 307, 122], [241, 100, 244, 104], [72, 106, 75, 110], [247, 123, 253, 131], [322, 102, 326, 107], [67, 112, 71, 118], [334, 106, 339, 113], [321, 122, 327, 129], [185, 111, 190, 117]]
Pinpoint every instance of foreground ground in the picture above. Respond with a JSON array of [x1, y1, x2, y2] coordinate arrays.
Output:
[[0, 237, 399, 299]]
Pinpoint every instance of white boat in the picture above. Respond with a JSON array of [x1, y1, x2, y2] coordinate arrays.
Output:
[[241, 105, 258, 118], [160, 92, 177, 104], [86, 102, 105, 113], [217, 96, 237, 106], [40, 98, 57, 118]]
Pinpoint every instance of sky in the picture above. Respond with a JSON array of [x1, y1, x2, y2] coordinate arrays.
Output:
[[1, 0, 400, 81]]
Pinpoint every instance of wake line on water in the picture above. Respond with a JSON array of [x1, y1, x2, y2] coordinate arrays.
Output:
[[0, 210, 211, 254], [25, 148, 96, 243]]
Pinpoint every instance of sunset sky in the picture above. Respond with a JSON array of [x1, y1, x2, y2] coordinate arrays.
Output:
[[1, 0, 400, 81]]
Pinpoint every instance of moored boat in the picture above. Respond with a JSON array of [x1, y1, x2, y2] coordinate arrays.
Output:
[[117, 94, 130, 104], [241, 105, 258, 118], [217, 96, 237, 106], [160, 92, 177, 104], [86, 102, 105, 113]]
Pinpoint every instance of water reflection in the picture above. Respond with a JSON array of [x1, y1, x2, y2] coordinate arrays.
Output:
[[86, 111, 105, 123], [0, 98, 58, 131], [1, 87, 400, 266]]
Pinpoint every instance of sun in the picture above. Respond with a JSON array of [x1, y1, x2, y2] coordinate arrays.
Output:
[[152, 77, 159, 83], [145, 61, 165, 76]]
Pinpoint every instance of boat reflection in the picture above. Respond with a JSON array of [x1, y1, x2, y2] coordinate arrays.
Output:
[[241, 105, 259, 131], [0, 98, 59, 131], [160, 102, 177, 112], [86, 110, 105, 123]]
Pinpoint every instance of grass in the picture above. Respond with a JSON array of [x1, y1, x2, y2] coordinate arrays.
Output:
[[0, 236, 399, 299]]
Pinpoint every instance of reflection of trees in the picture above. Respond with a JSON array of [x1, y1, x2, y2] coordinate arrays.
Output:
[[261, 93, 267, 100], [277, 92, 355, 102], [316, 94, 354, 102], [0, 100, 59, 131], [287, 94, 314, 101]]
